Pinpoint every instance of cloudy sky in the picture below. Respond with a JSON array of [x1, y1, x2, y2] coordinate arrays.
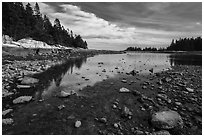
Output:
[[29, 2, 201, 50]]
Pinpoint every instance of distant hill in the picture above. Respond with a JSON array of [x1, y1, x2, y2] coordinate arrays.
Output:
[[2, 2, 88, 49]]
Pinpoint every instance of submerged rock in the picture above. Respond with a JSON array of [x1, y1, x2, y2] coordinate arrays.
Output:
[[151, 110, 183, 129], [13, 96, 32, 104], [21, 76, 39, 85], [119, 87, 130, 93]]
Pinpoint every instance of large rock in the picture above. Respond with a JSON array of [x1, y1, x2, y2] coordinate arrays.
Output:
[[21, 77, 39, 85], [151, 110, 183, 129], [13, 96, 32, 104], [2, 109, 13, 116]]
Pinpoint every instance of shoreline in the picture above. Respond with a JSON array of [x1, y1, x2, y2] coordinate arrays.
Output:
[[2, 48, 202, 135]]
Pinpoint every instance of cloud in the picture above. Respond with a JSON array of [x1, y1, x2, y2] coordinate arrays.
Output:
[[26, 2, 201, 50]]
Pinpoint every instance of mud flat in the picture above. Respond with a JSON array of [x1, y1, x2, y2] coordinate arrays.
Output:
[[2, 55, 202, 135]]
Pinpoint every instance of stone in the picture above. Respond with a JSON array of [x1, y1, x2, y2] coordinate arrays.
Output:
[[122, 106, 133, 118], [113, 123, 119, 128], [149, 68, 154, 73], [119, 87, 130, 93], [175, 102, 182, 106], [142, 86, 147, 89], [186, 88, 194, 93], [13, 96, 32, 104], [99, 117, 107, 123], [132, 90, 141, 96], [2, 118, 14, 125], [21, 76, 39, 84], [75, 120, 81, 128], [2, 109, 13, 116], [151, 110, 183, 129], [58, 90, 73, 98], [129, 70, 137, 76], [58, 105, 65, 110], [121, 79, 127, 83], [152, 130, 171, 135], [17, 85, 31, 88]]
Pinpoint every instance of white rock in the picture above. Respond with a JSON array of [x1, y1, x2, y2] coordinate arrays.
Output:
[[119, 87, 130, 93], [58, 90, 72, 97], [17, 85, 31, 89], [13, 96, 32, 104], [2, 118, 14, 125], [75, 120, 82, 128]]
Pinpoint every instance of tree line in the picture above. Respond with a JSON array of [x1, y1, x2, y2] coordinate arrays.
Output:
[[2, 2, 88, 49], [125, 37, 202, 51]]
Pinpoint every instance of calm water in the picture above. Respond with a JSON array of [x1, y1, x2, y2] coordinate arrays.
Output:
[[34, 52, 202, 99]]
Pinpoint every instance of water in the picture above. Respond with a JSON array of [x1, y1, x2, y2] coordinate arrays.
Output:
[[34, 52, 202, 99]]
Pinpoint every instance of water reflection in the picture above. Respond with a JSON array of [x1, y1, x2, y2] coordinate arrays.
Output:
[[34, 57, 87, 100], [33, 52, 201, 100], [169, 54, 202, 66]]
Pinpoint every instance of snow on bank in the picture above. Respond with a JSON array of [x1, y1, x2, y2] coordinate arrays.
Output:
[[2, 35, 73, 50]]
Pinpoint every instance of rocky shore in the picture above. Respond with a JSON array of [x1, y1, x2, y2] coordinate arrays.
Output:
[[2, 49, 202, 135]]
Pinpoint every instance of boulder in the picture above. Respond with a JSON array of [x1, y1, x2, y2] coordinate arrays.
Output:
[[13, 96, 32, 104], [186, 88, 194, 93], [151, 110, 183, 129], [58, 90, 72, 98], [21, 77, 39, 85]]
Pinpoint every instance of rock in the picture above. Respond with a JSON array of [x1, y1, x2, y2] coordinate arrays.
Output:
[[102, 69, 106, 72], [13, 96, 32, 104], [121, 106, 133, 119], [132, 90, 141, 96], [121, 79, 127, 83], [142, 86, 147, 89], [186, 88, 194, 93], [162, 77, 171, 83], [75, 120, 81, 128], [119, 87, 130, 93], [157, 80, 163, 85], [21, 76, 39, 85], [17, 85, 31, 88], [58, 105, 65, 110], [129, 70, 137, 76], [99, 117, 107, 123], [175, 102, 182, 106], [2, 109, 13, 116], [149, 68, 154, 73], [58, 90, 72, 98], [2, 118, 14, 125], [152, 130, 170, 135], [151, 110, 183, 129]]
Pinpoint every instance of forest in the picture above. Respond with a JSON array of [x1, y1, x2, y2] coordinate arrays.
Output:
[[2, 2, 88, 49], [125, 37, 202, 51]]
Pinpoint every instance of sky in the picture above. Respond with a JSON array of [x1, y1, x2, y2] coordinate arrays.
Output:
[[27, 2, 202, 50]]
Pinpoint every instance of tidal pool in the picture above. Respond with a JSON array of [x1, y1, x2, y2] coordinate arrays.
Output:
[[34, 52, 201, 99]]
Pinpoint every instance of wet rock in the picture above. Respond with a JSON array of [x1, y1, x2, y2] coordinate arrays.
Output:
[[119, 87, 130, 93], [75, 120, 82, 128], [2, 109, 13, 116], [152, 130, 171, 135], [13, 96, 32, 104], [21, 76, 39, 85], [2, 118, 14, 125], [121, 106, 133, 119], [17, 85, 31, 88], [151, 110, 183, 129]]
